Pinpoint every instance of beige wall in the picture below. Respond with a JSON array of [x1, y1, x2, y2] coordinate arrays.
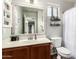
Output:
[[3, 0, 75, 40], [2, 27, 11, 40]]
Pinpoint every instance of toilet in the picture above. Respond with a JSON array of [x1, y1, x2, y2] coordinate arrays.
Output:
[[50, 37, 71, 59]]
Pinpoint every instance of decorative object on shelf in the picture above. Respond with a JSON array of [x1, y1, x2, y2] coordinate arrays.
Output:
[[50, 7, 61, 26], [3, 2, 11, 27], [50, 16, 55, 21], [5, 2, 10, 10]]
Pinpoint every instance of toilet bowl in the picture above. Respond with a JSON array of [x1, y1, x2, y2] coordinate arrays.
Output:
[[50, 37, 71, 58], [57, 47, 71, 58]]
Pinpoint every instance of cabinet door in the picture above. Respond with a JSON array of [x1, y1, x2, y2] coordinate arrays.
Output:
[[31, 43, 51, 59], [2, 50, 13, 59], [12, 47, 30, 59]]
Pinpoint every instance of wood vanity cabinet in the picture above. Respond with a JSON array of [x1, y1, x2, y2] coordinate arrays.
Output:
[[31, 43, 50, 59], [2, 43, 51, 59], [2, 46, 30, 59]]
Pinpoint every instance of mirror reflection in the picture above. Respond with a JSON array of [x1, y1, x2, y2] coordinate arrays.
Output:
[[11, 6, 45, 35]]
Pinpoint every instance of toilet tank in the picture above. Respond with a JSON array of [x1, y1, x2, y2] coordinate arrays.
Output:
[[50, 37, 62, 48]]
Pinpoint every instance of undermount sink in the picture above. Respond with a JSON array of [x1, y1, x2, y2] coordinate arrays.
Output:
[[19, 39, 30, 42], [19, 38, 47, 42], [19, 39, 36, 42], [19, 39, 39, 44]]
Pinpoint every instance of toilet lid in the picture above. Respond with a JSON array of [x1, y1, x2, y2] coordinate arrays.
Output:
[[57, 47, 71, 55]]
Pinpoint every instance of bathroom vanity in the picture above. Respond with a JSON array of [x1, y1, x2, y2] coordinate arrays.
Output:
[[2, 1, 51, 59], [2, 0, 61, 59], [2, 39, 51, 59]]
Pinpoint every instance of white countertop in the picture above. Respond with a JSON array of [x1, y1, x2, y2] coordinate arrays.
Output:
[[2, 38, 51, 49]]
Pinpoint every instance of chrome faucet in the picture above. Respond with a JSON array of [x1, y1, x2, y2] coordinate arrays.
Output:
[[35, 34, 37, 40]]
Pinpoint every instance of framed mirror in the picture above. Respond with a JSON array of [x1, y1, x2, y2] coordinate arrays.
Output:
[[11, 5, 45, 35]]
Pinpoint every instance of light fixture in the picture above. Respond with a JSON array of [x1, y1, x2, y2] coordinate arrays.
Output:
[[30, 0, 34, 4]]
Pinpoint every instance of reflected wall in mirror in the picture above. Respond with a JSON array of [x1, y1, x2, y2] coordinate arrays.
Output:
[[11, 5, 45, 35], [23, 11, 37, 34]]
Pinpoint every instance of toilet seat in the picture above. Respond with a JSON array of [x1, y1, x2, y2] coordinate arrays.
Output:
[[57, 47, 71, 58]]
